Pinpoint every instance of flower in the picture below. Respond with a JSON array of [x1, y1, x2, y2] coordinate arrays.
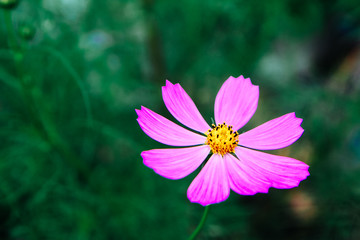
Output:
[[136, 76, 309, 206]]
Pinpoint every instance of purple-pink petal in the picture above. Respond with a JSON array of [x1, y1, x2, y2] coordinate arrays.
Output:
[[224, 153, 271, 195], [187, 154, 230, 206], [141, 145, 210, 180], [235, 147, 309, 189], [237, 112, 304, 150], [136, 106, 206, 146], [214, 76, 259, 131], [162, 80, 210, 133]]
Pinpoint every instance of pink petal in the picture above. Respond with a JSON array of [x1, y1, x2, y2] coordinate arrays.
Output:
[[237, 112, 304, 150], [141, 145, 210, 180], [235, 147, 309, 189], [187, 154, 230, 206], [224, 153, 271, 195], [214, 76, 259, 130], [136, 106, 206, 146], [162, 80, 210, 133]]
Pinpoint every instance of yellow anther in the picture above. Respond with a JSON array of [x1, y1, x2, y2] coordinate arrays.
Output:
[[205, 123, 239, 156]]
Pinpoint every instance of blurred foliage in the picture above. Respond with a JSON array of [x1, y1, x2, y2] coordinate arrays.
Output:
[[0, 0, 360, 239]]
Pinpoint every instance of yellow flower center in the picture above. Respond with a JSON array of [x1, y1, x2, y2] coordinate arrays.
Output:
[[205, 123, 239, 156]]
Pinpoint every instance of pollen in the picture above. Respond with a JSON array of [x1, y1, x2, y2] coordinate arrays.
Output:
[[205, 123, 239, 156]]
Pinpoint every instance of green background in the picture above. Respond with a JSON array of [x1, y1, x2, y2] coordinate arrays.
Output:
[[0, 0, 360, 239]]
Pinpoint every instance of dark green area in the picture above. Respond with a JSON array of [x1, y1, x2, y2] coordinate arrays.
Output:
[[0, 0, 360, 239]]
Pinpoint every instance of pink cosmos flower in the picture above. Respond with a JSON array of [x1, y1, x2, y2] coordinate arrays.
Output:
[[136, 76, 309, 206]]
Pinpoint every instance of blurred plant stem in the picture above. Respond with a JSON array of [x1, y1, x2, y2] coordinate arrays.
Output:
[[188, 205, 210, 240], [141, 0, 167, 82], [2, 9, 90, 179], [37, 46, 93, 125]]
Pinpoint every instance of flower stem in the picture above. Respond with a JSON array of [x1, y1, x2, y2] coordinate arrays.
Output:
[[2, 8, 90, 179], [188, 205, 210, 240], [3, 9, 19, 52], [38, 46, 93, 125]]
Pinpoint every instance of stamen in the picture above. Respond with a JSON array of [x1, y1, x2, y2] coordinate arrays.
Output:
[[205, 123, 239, 156]]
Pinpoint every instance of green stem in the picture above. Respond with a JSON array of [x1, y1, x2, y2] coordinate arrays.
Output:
[[39, 46, 93, 125], [3, 10, 19, 52], [188, 205, 210, 240], [2, 9, 90, 179]]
